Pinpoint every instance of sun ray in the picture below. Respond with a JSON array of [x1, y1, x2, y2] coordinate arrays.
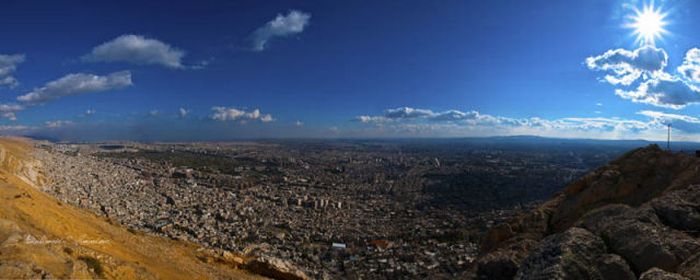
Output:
[[626, 2, 668, 46]]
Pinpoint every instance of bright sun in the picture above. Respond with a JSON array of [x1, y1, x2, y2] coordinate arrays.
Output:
[[628, 3, 668, 46]]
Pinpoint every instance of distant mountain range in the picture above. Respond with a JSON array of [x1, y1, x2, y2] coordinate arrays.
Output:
[[29, 134, 700, 151]]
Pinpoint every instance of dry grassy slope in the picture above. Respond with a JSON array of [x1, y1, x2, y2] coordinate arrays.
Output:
[[0, 137, 264, 280]]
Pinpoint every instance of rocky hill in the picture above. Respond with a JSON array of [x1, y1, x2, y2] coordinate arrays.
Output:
[[471, 144, 700, 279], [0, 138, 271, 279]]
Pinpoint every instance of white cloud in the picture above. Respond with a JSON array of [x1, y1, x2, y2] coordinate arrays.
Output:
[[614, 74, 700, 109], [17, 71, 132, 104], [149, 110, 160, 116], [678, 48, 700, 83], [352, 107, 679, 139], [553, 117, 649, 132], [260, 114, 274, 123], [0, 104, 24, 121], [355, 115, 390, 124], [637, 110, 700, 123], [44, 120, 75, 128], [83, 35, 187, 69], [0, 54, 25, 88], [212, 107, 245, 120], [85, 109, 96, 115], [431, 110, 480, 121], [587, 46, 700, 109], [252, 10, 311, 51], [179, 107, 189, 118], [636, 110, 700, 133], [358, 107, 509, 125], [0, 125, 35, 134], [210, 107, 274, 123], [355, 107, 514, 126], [586, 46, 667, 86], [294, 120, 304, 126], [384, 107, 435, 119]]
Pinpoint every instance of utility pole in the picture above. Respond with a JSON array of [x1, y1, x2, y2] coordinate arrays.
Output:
[[667, 124, 671, 151]]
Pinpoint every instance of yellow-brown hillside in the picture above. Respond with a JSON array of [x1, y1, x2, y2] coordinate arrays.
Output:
[[0, 137, 264, 280]]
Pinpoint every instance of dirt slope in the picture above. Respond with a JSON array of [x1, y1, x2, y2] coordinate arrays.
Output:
[[0, 137, 264, 279]]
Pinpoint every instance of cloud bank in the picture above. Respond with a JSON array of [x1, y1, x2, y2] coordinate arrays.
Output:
[[587, 46, 700, 109], [356, 107, 513, 125], [252, 10, 311, 51], [353, 106, 700, 140]]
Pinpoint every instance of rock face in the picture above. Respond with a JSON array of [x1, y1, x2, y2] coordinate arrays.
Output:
[[638, 268, 690, 280], [550, 145, 700, 232], [515, 227, 608, 280], [473, 145, 700, 280], [596, 254, 636, 280], [578, 201, 700, 274], [476, 239, 536, 280], [242, 256, 310, 280]]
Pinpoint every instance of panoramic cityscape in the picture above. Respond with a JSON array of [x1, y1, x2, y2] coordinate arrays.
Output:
[[35, 139, 632, 278], [0, 1, 699, 280]]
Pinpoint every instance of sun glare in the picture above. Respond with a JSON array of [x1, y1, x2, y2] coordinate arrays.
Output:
[[628, 3, 668, 46]]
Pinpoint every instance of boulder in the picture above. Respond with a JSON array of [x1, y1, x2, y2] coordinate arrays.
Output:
[[476, 238, 538, 280], [639, 268, 690, 280], [514, 227, 607, 280], [677, 252, 700, 280], [579, 203, 700, 274], [596, 254, 636, 280], [650, 185, 700, 232], [242, 256, 310, 280]]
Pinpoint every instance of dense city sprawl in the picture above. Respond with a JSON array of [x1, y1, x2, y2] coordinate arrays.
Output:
[[34, 139, 629, 279]]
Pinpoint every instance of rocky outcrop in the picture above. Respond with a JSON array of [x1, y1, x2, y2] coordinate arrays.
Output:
[[514, 227, 609, 280], [476, 238, 538, 280], [638, 268, 690, 280], [677, 252, 700, 279], [551, 145, 700, 232], [578, 202, 700, 274], [473, 145, 700, 279], [242, 256, 310, 280], [596, 254, 636, 280], [650, 185, 700, 232], [0, 137, 46, 186]]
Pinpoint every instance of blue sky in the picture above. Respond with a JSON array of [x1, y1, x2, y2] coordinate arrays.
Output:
[[1, 0, 700, 140]]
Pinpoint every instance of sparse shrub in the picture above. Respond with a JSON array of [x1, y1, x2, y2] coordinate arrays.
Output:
[[78, 256, 104, 278]]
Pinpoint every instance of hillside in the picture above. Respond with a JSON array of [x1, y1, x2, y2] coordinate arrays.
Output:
[[472, 144, 700, 279], [0, 137, 266, 279]]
